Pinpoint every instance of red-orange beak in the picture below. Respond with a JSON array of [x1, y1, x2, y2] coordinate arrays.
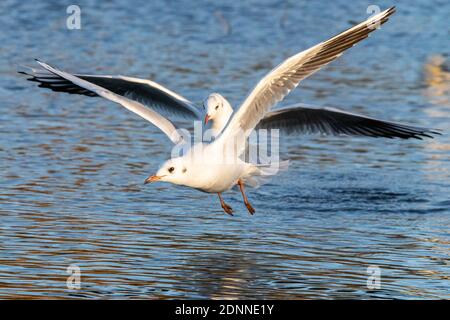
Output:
[[204, 114, 211, 125], [144, 175, 162, 184]]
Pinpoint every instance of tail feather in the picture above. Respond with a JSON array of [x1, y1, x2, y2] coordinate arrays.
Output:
[[242, 160, 289, 188]]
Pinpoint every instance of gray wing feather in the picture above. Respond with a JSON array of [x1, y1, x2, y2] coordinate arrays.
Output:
[[257, 105, 440, 139], [30, 60, 183, 144], [19, 66, 201, 119], [222, 7, 396, 142]]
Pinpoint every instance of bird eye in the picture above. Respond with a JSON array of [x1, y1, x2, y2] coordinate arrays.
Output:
[[182, 168, 187, 173], [168, 167, 175, 173], [215, 105, 219, 110]]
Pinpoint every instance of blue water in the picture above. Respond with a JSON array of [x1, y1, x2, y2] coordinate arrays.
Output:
[[0, 0, 449, 299]]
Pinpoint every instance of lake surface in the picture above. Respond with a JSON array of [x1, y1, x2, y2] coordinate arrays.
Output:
[[0, 0, 449, 299]]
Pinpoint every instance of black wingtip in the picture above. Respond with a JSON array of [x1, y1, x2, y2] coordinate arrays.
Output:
[[387, 6, 396, 13], [381, 6, 396, 18], [417, 129, 441, 139], [17, 65, 33, 77], [430, 129, 443, 136]]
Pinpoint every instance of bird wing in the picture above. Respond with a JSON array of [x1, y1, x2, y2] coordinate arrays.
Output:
[[220, 7, 396, 146], [34, 60, 183, 144], [257, 104, 440, 139], [19, 64, 202, 120]]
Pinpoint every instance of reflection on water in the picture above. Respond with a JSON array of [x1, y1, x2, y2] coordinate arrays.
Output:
[[422, 54, 450, 181], [424, 54, 450, 106], [0, 0, 449, 299]]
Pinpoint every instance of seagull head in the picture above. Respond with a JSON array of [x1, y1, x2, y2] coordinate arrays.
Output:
[[144, 157, 190, 186], [203, 93, 233, 126]]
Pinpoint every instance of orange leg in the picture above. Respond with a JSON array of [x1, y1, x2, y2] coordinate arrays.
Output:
[[218, 193, 233, 216], [237, 179, 255, 215]]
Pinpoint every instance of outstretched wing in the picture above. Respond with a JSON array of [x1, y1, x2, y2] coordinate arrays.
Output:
[[19, 65, 202, 119], [221, 7, 396, 144], [33, 60, 183, 144], [257, 104, 440, 139]]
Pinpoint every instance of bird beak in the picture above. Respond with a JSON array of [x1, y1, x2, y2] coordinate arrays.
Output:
[[144, 175, 162, 184], [204, 114, 211, 125]]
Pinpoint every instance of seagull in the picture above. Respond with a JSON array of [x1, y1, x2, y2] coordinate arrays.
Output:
[[20, 7, 440, 215]]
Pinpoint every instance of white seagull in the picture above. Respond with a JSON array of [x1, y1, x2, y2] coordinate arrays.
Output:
[[21, 7, 439, 215]]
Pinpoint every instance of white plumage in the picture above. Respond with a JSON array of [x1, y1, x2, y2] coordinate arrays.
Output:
[[21, 7, 439, 215]]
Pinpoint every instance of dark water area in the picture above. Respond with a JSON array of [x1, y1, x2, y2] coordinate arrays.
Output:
[[0, 0, 449, 299]]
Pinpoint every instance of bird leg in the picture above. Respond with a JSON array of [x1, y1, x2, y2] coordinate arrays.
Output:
[[237, 179, 255, 215], [218, 193, 233, 216]]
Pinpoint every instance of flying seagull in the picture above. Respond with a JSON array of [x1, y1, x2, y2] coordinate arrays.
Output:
[[20, 7, 439, 215]]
